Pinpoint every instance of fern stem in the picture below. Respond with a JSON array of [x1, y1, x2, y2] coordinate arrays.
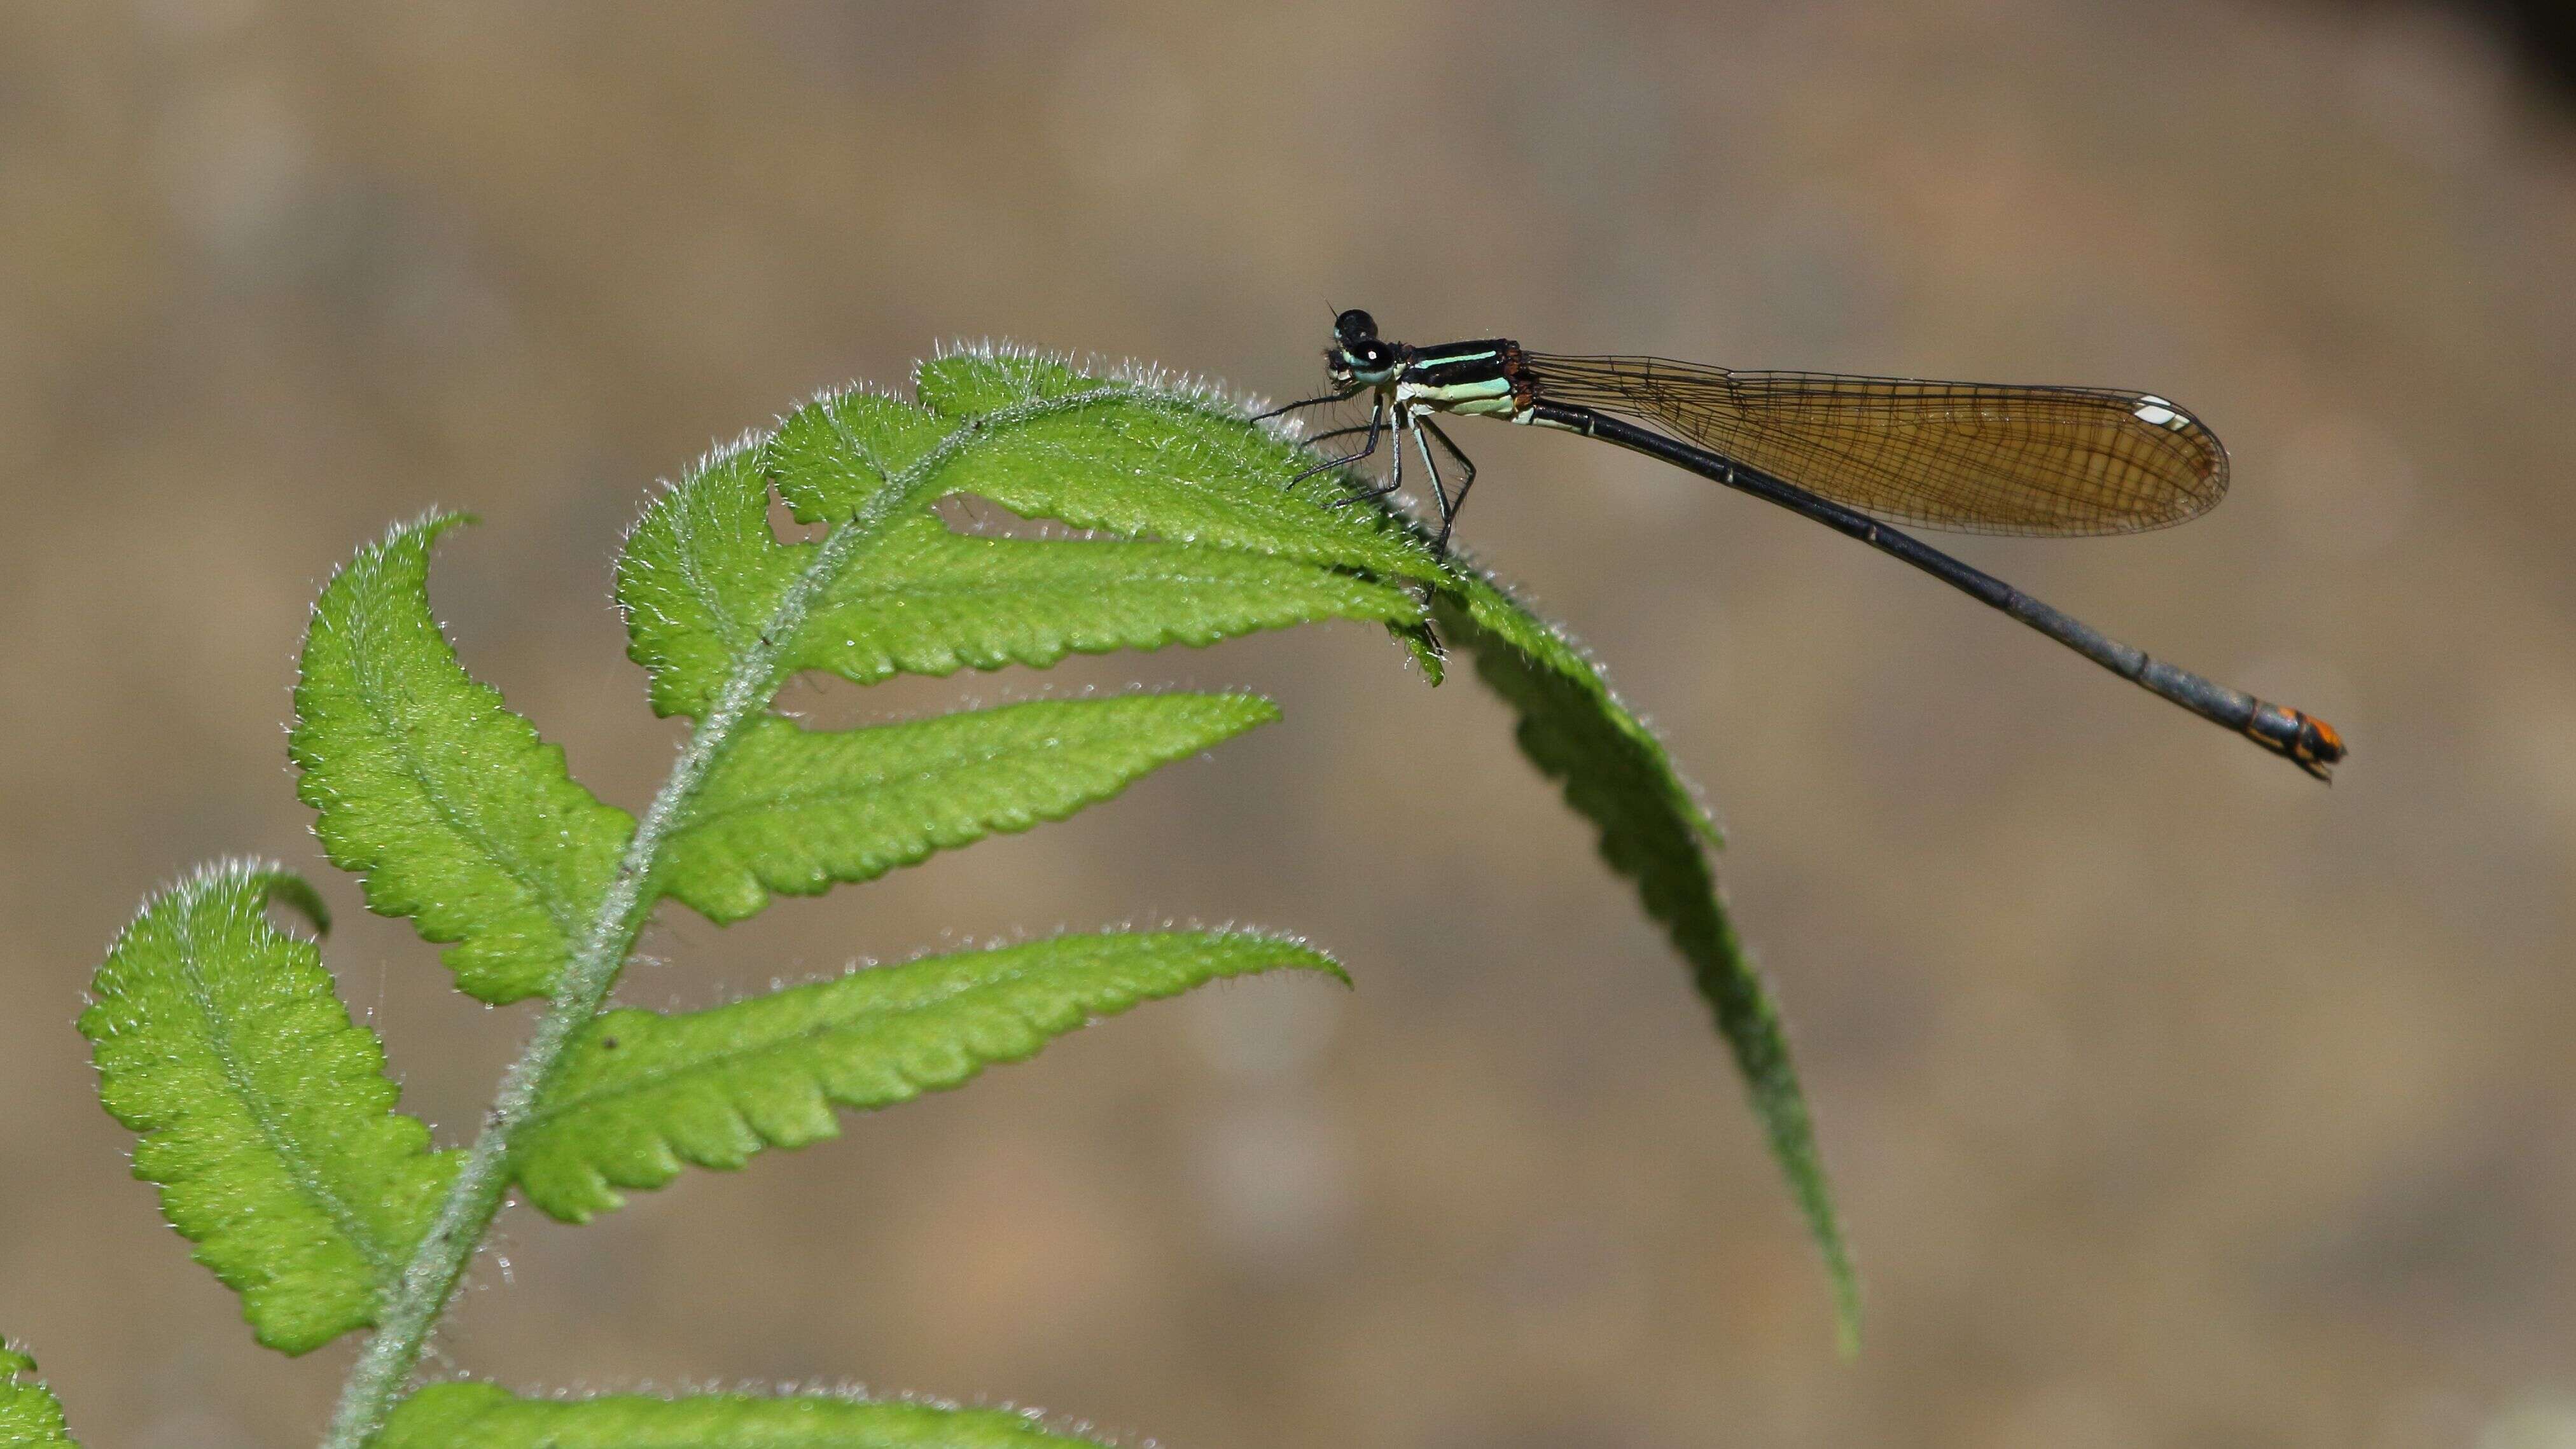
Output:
[[315, 386, 1134, 1449]]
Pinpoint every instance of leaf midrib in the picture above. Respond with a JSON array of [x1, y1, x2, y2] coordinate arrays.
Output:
[[172, 894, 402, 1289], [823, 553, 1372, 599]]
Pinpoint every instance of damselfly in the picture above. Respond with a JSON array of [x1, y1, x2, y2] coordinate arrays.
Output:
[[1258, 309, 2346, 780]]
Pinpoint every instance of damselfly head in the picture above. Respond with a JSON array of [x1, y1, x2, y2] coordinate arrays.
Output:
[[1326, 309, 1401, 387]]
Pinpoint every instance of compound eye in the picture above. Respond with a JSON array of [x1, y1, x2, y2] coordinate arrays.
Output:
[[1335, 309, 1378, 342], [1354, 341, 1388, 368]]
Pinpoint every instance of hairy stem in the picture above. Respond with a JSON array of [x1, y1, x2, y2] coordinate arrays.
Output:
[[316, 386, 1133, 1447]]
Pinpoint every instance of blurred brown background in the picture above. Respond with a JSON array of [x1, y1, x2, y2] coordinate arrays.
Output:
[[4, 3, 2573, 1446]]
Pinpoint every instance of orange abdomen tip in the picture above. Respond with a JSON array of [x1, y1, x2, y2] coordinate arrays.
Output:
[[2248, 702, 2346, 782]]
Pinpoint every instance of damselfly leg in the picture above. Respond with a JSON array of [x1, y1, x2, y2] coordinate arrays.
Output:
[[1326, 471, 1407, 507], [1288, 395, 1388, 487], [1250, 383, 1361, 424], [1406, 410, 1454, 544], [1326, 405, 1411, 508], [1414, 415, 1478, 551], [1297, 422, 1376, 449], [1305, 422, 1409, 508]]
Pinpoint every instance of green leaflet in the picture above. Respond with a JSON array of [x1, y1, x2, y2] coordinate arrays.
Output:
[[293, 513, 636, 1004], [763, 385, 950, 524], [1432, 576, 1861, 1351], [774, 354, 1431, 576], [618, 378, 1433, 722], [795, 514, 1423, 696], [78, 864, 459, 1355], [380, 1382, 1111, 1449], [618, 436, 802, 720], [912, 347, 1102, 414], [0, 1347, 79, 1447], [658, 695, 1279, 924], [512, 930, 1342, 1221]]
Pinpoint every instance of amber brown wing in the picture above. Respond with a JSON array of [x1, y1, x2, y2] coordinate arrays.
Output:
[[1519, 352, 2229, 536]]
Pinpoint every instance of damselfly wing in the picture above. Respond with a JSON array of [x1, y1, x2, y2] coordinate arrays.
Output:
[[1516, 354, 2228, 537]]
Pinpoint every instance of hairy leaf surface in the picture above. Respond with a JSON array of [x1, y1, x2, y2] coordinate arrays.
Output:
[[0, 1348, 78, 1448], [1433, 575, 1860, 1348], [294, 513, 636, 1003], [618, 379, 1431, 721], [657, 695, 1278, 924], [616, 437, 801, 719], [910, 347, 1103, 415], [780, 356, 1432, 574], [80, 863, 460, 1354], [513, 930, 1341, 1221], [380, 1383, 1111, 1449]]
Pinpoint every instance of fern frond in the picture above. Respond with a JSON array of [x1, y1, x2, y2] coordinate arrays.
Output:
[[512, 929, 1342, 1221], [1433, 577, 1860, 1350], [98, 335, 1877, 1445], [380, 1382, 1113, 1449], [79, 863, 459, 1354], [293, 513, 636, 1003], [656, 695, 1279, 924], [0, 1346, 79, 1447]]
